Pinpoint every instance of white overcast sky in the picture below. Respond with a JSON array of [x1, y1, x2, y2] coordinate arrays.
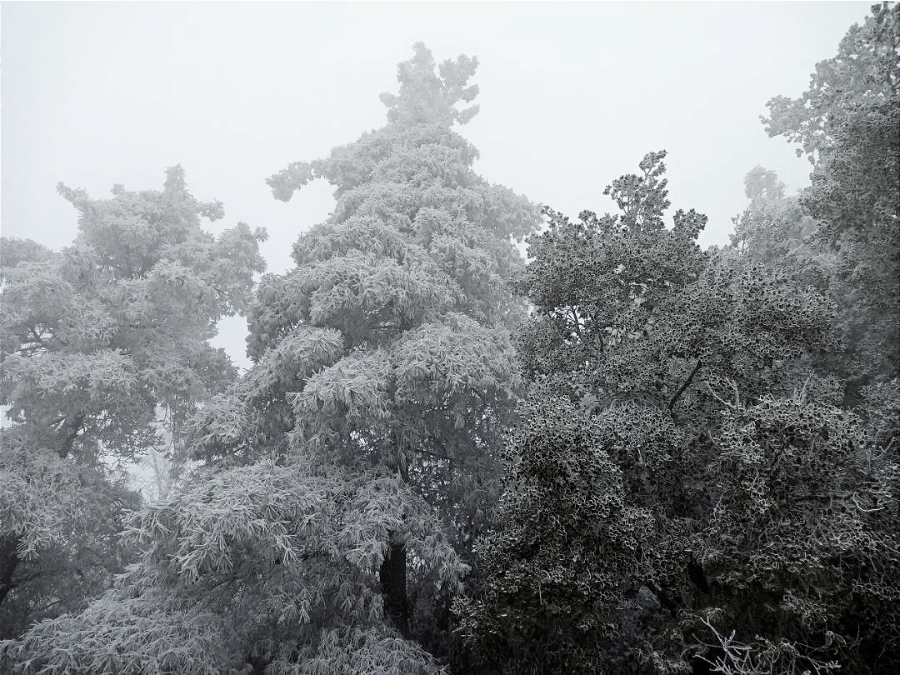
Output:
[[1, 1, 872, 370]]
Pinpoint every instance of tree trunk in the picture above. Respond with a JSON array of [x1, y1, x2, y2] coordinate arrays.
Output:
[[379, 538, 409, 638], [0, 534, 20, 608]]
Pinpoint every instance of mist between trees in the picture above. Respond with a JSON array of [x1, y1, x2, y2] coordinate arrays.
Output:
[[1, 4, 898, 674]]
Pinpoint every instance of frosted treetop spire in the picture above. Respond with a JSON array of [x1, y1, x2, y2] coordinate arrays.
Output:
[[379, 42, 480, 127]]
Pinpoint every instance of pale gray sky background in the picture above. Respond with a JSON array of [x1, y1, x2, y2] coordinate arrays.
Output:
[[1, 1, 872, 370]]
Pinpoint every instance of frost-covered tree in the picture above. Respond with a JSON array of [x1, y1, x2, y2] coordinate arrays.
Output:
[[729, 166, 831, 284], [194, 41, 538, 649], [0, 167, 266, 638], [455, 396, 656, 673], [460, 12, 900, 659], [690, 394, 899, 675], [457, 152, 848, 673], [1, 43, 540, 673], [763, 1, 900, 399]]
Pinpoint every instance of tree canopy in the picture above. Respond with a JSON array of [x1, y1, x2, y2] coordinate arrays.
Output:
[[763, 1, 900, 398], [2, 8, 898, 673], [0, 167, 266, 638], [2, 42, 540, 674]]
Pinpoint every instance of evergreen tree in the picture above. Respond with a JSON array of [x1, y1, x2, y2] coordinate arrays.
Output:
[[1, 43, 539, 673], [461, 4, 900, 665], [763, 1, 900, 400], [457, 152, 848, 673], [729, 166, 829, 284], [0, 167, 266, 638]]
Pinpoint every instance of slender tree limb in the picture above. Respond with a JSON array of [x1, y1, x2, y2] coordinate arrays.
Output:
[[668, 358, 702, 411]]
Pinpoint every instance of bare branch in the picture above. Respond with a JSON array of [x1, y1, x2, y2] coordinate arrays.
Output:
[[669, 359, 702, 411]]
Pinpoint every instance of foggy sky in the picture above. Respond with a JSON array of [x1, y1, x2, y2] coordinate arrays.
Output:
[[1, 1, 872, 370]]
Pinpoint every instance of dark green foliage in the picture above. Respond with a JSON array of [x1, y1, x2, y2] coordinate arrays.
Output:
[[515, 151, 709, 408], [455, 397, 654, 673], [458, 6, 899, 671], [690, 395, 899, 674], [458, 140, 889, 673], [457, 152, 710, 672]]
